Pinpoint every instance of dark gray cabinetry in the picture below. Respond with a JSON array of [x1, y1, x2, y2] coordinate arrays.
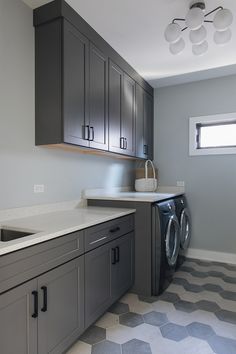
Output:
[[122, 74, 136, 156], [85, 242, 112, 327], [109, 61, 135, 156], [85, 232, 134, 328], [111, 233, 134, 301], [63, 21, 89, 147], [89, 43, 108, 150], [136, 84, 154, 160], [36, 19, 108, 150], [38, 257, 84, 354], [0, 214, 134, 354], [0, 279, 38, 354], [34, 0, 153, 158], [0, 257, 84, 354]]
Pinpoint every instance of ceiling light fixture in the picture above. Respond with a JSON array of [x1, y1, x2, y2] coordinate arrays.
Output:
[[164, 1, 233, 55]]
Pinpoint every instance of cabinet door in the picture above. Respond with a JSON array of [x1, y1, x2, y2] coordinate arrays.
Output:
[[85, 242, 112, 328], [135, 84, 146, 159], [111, 232, 134, 301], [89, 43, 108, 150], [108, 60, 123, 154], [63, 20, 89, 147], [144, 91, 154, 160], [0, 279, 37, 354], [122, 73, 136, 156], [136, 84, 154, 159], [38, 257, 84, 354]]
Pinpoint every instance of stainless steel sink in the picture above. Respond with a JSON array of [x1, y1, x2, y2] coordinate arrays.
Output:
[[0, 229, 34, 242]]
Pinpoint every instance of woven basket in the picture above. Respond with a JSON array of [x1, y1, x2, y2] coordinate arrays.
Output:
[[135, 160, 157, 192]]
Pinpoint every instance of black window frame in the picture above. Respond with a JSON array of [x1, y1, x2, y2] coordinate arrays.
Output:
[[196, 120, 236, 150]]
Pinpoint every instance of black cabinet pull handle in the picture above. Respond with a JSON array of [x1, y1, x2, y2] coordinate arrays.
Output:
[[115, 246, 120, 263], [112, 248, 116, 265], [120, 137, 124, 149], [32, 291, 38, 318], [89, 126, 94, 141], [124, 138, 127, 150], [41, 286, 48, 312], [84, 125, 90, 140], [110, 226, 120, 233], [143, 144, 148, 155]]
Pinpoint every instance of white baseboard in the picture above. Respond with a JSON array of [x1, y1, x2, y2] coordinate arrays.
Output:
[[185, 248, 236, 265]]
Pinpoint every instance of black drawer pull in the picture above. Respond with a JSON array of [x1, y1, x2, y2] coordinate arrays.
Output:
[[41, 286, 48, 312], [115, 246, 120, 263], [110, 226, 120, 233], [32, 291, 38, 318], [112, 248, 116, 265]]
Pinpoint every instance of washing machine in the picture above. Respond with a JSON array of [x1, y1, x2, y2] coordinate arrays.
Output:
[[152, 199, 180, 295], [175, 196, 191, 268], [175, 196, 191, 251]]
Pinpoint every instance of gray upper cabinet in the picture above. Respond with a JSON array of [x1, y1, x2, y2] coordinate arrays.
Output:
[[89, 43, 108, 150], [108, 60, 123, 154], [0, 278, 38, 354], [108, 61, 135, 156], [122, 74, 136, 156], [34, 0, 153, 158], [63, 21, 89, 147], [136, 84, 154, 160]]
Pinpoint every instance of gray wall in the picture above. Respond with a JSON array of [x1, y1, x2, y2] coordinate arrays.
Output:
[[0, 0, 134, 210], [154, 75, 236, 254]]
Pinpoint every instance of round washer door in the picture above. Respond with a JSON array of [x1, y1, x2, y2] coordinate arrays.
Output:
[[165, 215, 180, 267], [180, 208, 191, 250]]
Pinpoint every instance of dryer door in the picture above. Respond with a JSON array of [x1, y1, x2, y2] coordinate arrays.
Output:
[[165, 215, 180, 267], [180, 208, 191, 250]]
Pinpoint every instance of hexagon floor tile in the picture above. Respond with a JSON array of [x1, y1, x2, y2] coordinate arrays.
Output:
[[67, 258, 236, 354]]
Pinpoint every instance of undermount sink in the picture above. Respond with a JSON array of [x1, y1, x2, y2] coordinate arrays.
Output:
[[0, 228, 35, 242]]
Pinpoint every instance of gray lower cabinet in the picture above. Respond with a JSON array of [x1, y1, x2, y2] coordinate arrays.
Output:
[[111, 233, 134, 301], [85, 232, 134, 328], [84, 241, 112, 328], [0, 215, 134, 354], [0, 278, 38, 354], [0, 257, 84, 354], [38, 257, 84, 354]]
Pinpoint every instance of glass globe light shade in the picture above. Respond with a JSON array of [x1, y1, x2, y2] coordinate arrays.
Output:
[[213, 9, 233, 31], [169, 38, 185, 55], [164, 23, 182, 43], [192, 40, 208, 56], [186, 8, 204, 30], [189, 26, 207, 44], [214, 28, 232, 45]]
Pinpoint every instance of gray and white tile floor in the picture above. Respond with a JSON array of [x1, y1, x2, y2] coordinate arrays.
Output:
[[67, 258, 236, 354]]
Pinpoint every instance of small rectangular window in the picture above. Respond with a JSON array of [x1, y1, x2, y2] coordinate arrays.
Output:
[[189, 113, 236, 156]]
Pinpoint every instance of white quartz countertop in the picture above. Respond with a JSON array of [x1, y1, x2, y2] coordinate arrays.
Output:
[[84, 190, 184, 203], [0, 206, 135, 256]]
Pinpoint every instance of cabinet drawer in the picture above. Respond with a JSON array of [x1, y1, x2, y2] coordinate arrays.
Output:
[[84, 214, 134, 251], [0, 231, 84, 294]]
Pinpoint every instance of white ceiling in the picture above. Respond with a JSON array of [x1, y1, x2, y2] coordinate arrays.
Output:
[[22, 0, 236, 87]]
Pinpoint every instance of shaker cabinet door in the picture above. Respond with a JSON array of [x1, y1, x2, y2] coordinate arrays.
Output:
[[0, 279, 38, 354], [136, 83, 154, 159], [38, 257, 84, 354], [108, 60, 123, 154], [84, 242, 112, 328], [63, 20, 89, 147], [111, 233, 134, 301], [122, 74, 136, 156], [89, 43, 108, 150]]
